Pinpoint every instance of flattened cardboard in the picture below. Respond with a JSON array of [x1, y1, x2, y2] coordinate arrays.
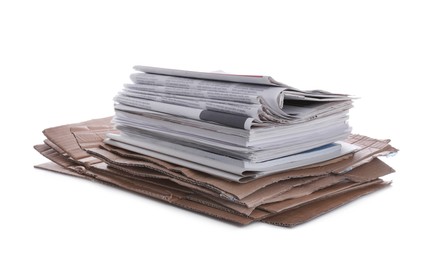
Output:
[[35, 161, 88, 179], [89, 137, 395, 201], [35, 142, 394, 223], [262, 175, 344, 204], [259, 159, 394, 213], [88, 145, 393, 209], [35, 117, 398, 227], [42, 117, 113, 161], [234, 176, 322, 208], [40, 117, 396, 199], [342, 157, 395, 182], [107, 163, 224, 199], [260, 158, 394, 205], [43, 139, 66, 155], [34, 143, 87, 174], [35, 161, 255, 226], [35, 161, 389, 226], [262, 180, 389, 227], [39, 118, 396, 210]]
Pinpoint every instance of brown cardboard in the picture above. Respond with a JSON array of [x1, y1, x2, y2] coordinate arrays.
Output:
[[34, 117, 397, 227], [260, 158, 393, 205], [186, 191, 265, 216], [88, 138, 396, 201], [35, 141, 393, 221], [42, 117, 113, 161], [259, 159, 394, 213], [35, 161, 89, 179], [239, 158, 394, 211], [107, 163, 224, 199], [35, 142, 264, 216], [342, 157, 395, 182], [262, 175, 344, 204], [183, 158, 392, 218], [34, 160, 390, 226], [40, 117, 396, 200], [232, 176, 323, 208], [43, 139, 66, 155], [35, 160, 256, 226], [260, 182, 362, 213], [35, 144, 261, 224], [91, 160, 270, 219], [262, 180, 389, 227], [34, 143, 87, 174], [38, 117, 396, 210], [87, 145, 393, 209]]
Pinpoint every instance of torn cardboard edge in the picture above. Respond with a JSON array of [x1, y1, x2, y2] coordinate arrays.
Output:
[[35, 142, 394, 215], [262, 180, 390, 227], [44, 116, 397, 187], [34, 161, 390, 226], [33, 117, 398, 227], [87, 146, 394, 208], [37, 140, 394, 221], [35, 119, 397, 216], [42, 117, 114, 162], [86, 139, 396, 201]]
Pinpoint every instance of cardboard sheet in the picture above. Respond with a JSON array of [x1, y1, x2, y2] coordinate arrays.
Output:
[[34, 117, 397, 227]]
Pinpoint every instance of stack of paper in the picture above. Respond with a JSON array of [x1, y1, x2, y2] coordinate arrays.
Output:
[[33, 66, 398, 227], [110, 66, 355, 181]]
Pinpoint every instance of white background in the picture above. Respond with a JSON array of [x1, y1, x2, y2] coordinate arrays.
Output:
[[1, 0, 444, 259]]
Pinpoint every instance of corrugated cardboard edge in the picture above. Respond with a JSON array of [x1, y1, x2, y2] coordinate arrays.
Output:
[[261, 180, 390, 227], [34, 160, 254, 226], [41, 117, 397, 200], [42, 117, 113, 161], [35, 118, 398, 227], [35, 136, 396, 222], [88, 137, 396, 201]]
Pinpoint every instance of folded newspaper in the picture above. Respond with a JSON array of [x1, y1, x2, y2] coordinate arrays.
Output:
[[120, 65, 353, 129], [109, 65, 356, 181]]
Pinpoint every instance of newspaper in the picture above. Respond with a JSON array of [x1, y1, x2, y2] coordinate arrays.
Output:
[[118, 67, 353, 130], [104, 135, 358, 181], [115, 94, 255, 129], [109, 65, 356, 181], [133, 65, 290, 86], [112, 108, 351, 150]]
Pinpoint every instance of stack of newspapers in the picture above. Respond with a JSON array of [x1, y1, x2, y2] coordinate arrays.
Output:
[[34, 65, 398, 227], [109, 65, 356, 182]]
